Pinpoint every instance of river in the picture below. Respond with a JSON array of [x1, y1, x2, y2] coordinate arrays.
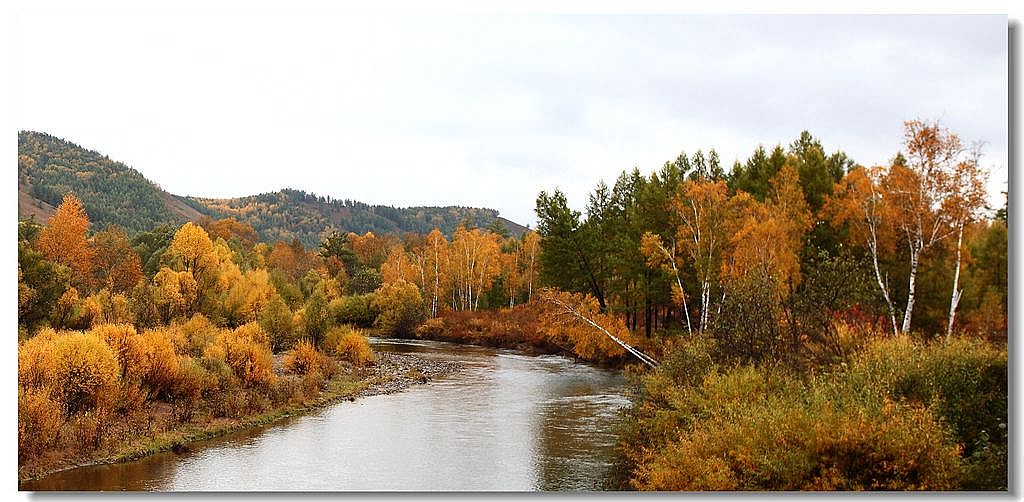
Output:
[[22, 338, 630, 491]]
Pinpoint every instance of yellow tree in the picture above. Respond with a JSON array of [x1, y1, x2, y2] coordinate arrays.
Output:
[[423, 229, 450, 317], [35, 194, 95, 286], [669, 180, 731, 332], [640, 232, 692, 336], [521, 231, 541, 303], [224, 268, 277, 326], [825, 165, 899, 335], [169, 222, 218, 283], [500, 238, 523, 308], [943, 147, 989, 341], [347, 231, 391, 269], [92, 225, 143, 293], [887, 120, 963, 334], [537, 288, 656, 367], [450, 227, 501, 311], [381, 245, 420, 286]]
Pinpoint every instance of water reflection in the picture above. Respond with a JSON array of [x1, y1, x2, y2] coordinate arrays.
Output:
[[23, 339, 627, 491]]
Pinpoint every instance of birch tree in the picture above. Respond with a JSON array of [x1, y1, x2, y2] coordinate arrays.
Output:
[[669, 180, 730, 333], [943, 146, 988, 341], [887, 120, 962, 334]]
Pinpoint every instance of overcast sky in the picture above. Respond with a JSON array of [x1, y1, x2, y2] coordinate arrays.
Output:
[[15, 14, 1008, 227]]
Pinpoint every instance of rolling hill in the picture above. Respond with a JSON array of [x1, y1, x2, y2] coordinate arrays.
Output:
[[17, 131, 528, 247]]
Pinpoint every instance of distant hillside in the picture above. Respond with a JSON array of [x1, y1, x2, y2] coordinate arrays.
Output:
[[185, 190, 529, 247], [17, 131, 201, 232], [17, 131, 528, 246]]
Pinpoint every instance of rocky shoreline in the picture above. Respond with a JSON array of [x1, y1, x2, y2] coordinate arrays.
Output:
[[359, 352, 464, 397]]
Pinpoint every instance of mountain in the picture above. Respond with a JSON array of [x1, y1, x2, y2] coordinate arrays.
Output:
[[17, 131, 528, 246]]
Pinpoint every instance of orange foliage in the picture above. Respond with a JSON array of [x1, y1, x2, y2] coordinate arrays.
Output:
[[536, 288, 640, 363], [347, 231, 391, 269], [207, 323, 275, 387], [203, 217, 259, 246], [34, 194, 95, 286], [283, 339, 336, 377], [91, 226, 143, 293]]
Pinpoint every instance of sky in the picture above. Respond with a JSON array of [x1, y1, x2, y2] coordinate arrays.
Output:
[[15, 14, 1008, 227]]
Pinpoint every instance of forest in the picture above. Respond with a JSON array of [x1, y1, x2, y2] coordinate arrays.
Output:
[[18, 130, 523, 246], [17, 120, 1007, 490]]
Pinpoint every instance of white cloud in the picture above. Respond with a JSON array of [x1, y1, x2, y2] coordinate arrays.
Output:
[[16, 14, 1008, 227]]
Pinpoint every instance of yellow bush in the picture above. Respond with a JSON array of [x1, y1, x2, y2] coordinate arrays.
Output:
[[326, 326, 375, 367], [48, 331, 120, 415], [18, 328, 58, 389], [172, 313, 219, 357], [208, 325, 275, 387], [91, 323, 150, 382], [18, 386, 65, 460], [141, 328, 181, 397], [283, 339, 336, 378], [233, 321, 270, 346]]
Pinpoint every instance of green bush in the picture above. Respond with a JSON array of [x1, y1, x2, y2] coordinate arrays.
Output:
[[331, 294, 377, 328], [616, 335, 1006, 491]]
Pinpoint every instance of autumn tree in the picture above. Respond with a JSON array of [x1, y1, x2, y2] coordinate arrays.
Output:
[[826, 165, 900, 335], [537, 288, 656, 366], [168, 223, 221, 300], [887, 120, 966, 334], [450, 226, 501, 311], [640, 232, 692, 335], [347, 231, 391, 270], [521, 231, 541, 303], [381, 245, 419, 286], [500, 238, 523, 308], [202, 217, 259, 246], [372, 280, 426, 337], [35, 194, 95, 286], [423, 229, 449, 317], [943, 147, 988, 341], [669, 179, 731, 333], [92, 225, 143, 293]]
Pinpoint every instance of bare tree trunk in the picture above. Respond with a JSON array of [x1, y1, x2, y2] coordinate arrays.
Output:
[[541, 292, 659, 368], [901, 247, 920, 335], [866, 191, 899, 336], [946, 221, 965, 342]]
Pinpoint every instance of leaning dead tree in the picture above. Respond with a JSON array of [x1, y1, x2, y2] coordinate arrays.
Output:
[[538, 288, 659, 368]]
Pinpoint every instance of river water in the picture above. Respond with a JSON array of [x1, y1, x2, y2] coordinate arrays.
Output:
[[23, 338, 630, 491]]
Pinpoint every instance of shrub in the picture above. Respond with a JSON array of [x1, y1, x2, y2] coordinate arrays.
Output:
[[848, 336, 1007, 489], [624, 362, 963, 491], [372, 280, 425, 338], [18, 387, 65, 460], [616, 335, 997, 491], [18, 328, 58, 389], [140, 328, 181, 397], [172, 313, 219, 357], [325, 326, 375, 366], [283, 339, 336, 378], [207, 324, 275, 387], [332, 294, 377, 328], [171, 356, 211, 421], [48, 331, 120, 415]]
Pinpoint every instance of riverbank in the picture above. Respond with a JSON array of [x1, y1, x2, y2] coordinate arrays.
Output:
[[19, 351, 462, 485], [413, 306, 633, 369]]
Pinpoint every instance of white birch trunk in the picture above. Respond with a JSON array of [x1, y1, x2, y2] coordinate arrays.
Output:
[[946, 221, 965, 342]]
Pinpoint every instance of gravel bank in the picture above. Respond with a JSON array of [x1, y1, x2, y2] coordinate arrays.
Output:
[[358, 352, 464, 397]]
